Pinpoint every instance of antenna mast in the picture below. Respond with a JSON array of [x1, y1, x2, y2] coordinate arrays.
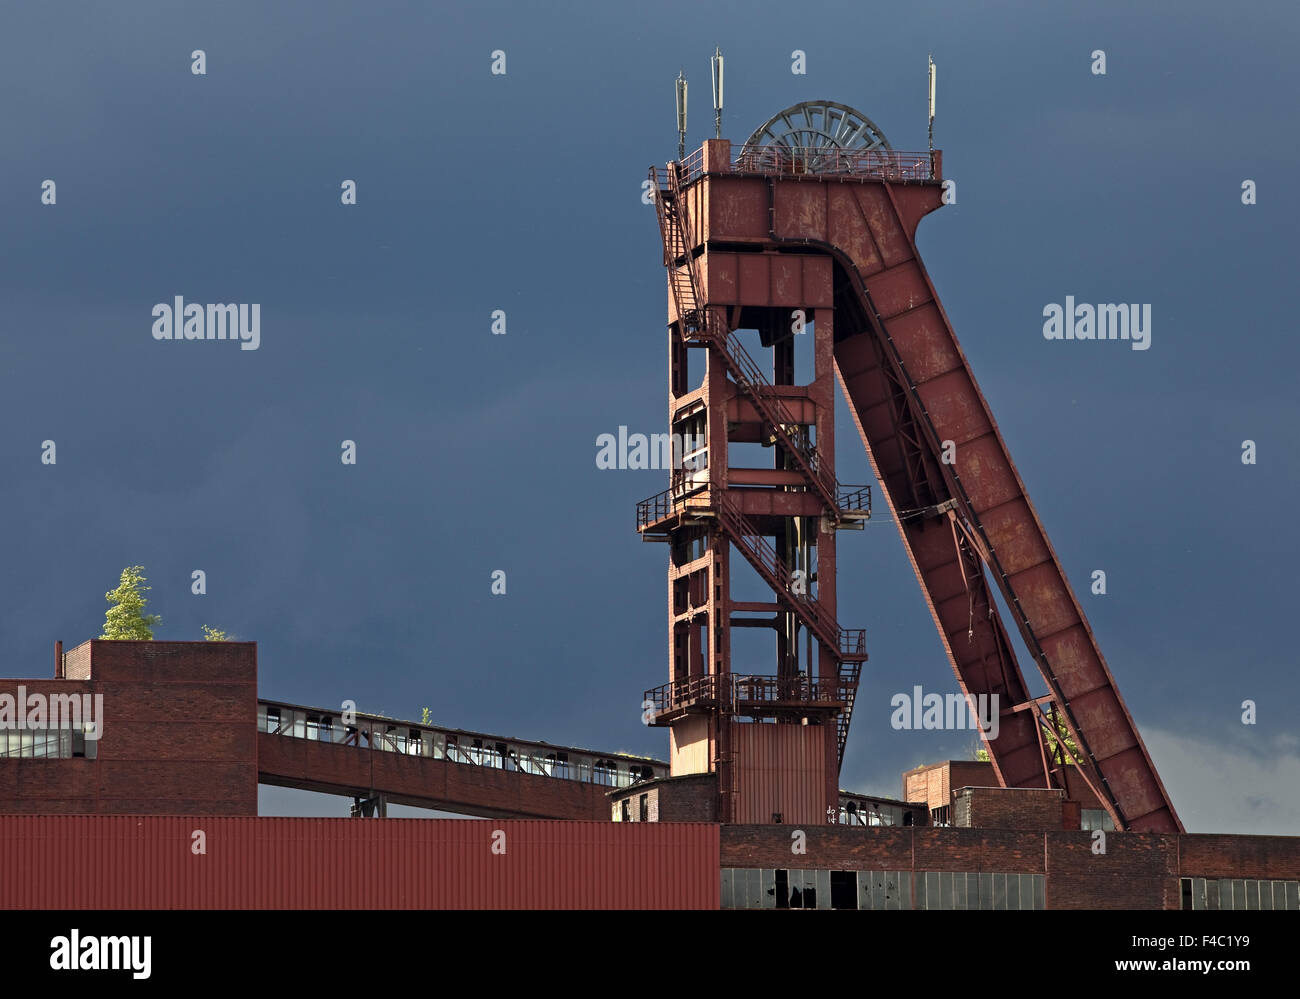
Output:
[[676, 71, 688, 160], [711, 48, 724, 140]]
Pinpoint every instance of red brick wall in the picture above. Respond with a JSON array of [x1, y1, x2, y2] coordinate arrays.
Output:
[[903, 760, 995, 812], [948, 761, 995, 795], [724, 825, 915, 871], [1179, 834, 1300, 880], [1044, 832, 1180, 909], [1062, 800, 1081, 830], [608, 774, 717, 822], [914, 828, 1047, 873], [0, 641, 258, 815], [959, 786, 1064, 830], [657, 775, 718, 821], [720, 826, 1300, 910], [904, 761, 1103, 819], [62, 642, 91, 681]]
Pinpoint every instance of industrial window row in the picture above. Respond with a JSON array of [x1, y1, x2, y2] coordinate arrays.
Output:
[[257, 704, 660, 788], [915, 871, 1045, 910], [720, 868, 1045, 910], [1181, 877, 1300, 910], [0, 726, 93, 760], [837, 799, 909, 826]]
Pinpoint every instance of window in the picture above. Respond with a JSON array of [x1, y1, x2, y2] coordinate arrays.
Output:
[[1187, 877, 1300, 910], [830, 871, 857, 910], [1081, 808, 1115, 832], [772, 869, 821, 909], [915, 871, 1043, 910], [859, 871, 911, 910], [720, 869, 766, 910], [0, 726, 73, 760], [639, 794, 648, 822]]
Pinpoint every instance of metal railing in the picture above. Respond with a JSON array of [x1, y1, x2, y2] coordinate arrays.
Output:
[[643, 673, 853, 717], [732, 674, 846, 704], [637, 487, 674, 530], [634, 485, 868, 660], [670, 145, 935, 185], [636, 483, 712, 531], [258, 701, 667, 790], [638, 482, 869, 532], [734, 146, 933, 182], [837, 484, 872, 515], [642, 674, 722, 714], [677, 146, 706, 184], [838, 630, 867, 658]]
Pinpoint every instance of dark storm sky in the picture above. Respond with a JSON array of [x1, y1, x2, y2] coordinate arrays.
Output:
[[1, 0, 1296, 831]]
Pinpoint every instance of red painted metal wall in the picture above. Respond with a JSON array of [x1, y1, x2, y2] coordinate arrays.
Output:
[[731, 724, 829, 825], [0, 816, 719, 909]]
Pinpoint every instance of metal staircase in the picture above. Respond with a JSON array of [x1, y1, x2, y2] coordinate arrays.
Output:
[[648, 161, 870, 769], [651, 164, 845, 516], [713, 489, 864, 766]]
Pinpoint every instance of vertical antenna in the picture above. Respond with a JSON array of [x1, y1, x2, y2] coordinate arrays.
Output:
[[711, 47, 724, 140], [676, 70, 688, 161], [928, 54, 936, 175]]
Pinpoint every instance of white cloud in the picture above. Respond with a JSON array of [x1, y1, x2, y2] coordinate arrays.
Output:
[[1144, 727, 1300, 835]]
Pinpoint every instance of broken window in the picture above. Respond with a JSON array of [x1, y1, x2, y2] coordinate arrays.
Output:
[[774, 870, 818, 909], [830, 871, 857, 910]]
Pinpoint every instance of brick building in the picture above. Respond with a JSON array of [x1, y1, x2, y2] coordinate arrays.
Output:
[[0, 641, 1296, 910]]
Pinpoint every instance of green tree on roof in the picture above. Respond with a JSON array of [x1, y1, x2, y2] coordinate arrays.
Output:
[[100, 565, 161, 640]]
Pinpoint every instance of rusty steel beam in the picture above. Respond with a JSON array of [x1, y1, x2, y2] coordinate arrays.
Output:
[[677, 140, 1179, 832], [745, 172, 1182, 833]]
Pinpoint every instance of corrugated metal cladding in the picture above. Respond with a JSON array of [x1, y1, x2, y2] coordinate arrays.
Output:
[[0, 817, 718, 910], [732, 724, 827, 825]]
